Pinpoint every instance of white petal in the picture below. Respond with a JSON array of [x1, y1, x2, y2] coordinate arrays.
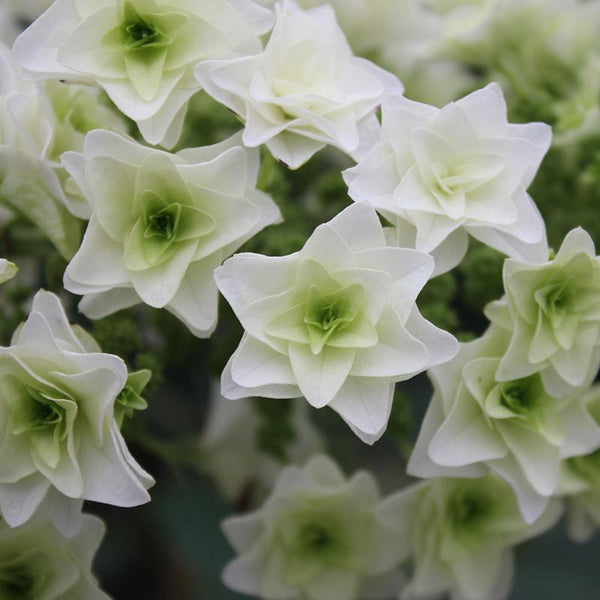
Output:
[[78, 287, 141, 319], [327, 202, 386, 251], [222, 511, 264, 554], [429, 394, 507, 467], [451, 546, 506, 600], [230, 334, 296, 389], [328, 377, 394, 444], [166, 254, 222, 338], [488, 455, 549, 524], [559, 403, 600, 458], [0, 475, 50, 527], [288, 343, 356, 408], [405, 307, 459, 367], [64, 217, 130, 293], [351, 307, 430, 378], [221, 342, 301, 400], [500, 423, 560, 497], [78, 424, 152, 506], [215, 253, 297, 312], [130, 240, 198, 307]]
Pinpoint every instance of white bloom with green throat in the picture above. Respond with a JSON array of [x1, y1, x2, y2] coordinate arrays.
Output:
[[343, 83, 550, 273], [63, 129, 281, 337], [408, 325, 600, 524], [0, 514, 109, 600], [13, 0, 272, 147], [380, 475, 562, 600], [222, 455, 406, 600], [0, 290, 154, 533], [486, 227, 600, 397], [195, 0, 403, 169], [215, 202, 458, 444]]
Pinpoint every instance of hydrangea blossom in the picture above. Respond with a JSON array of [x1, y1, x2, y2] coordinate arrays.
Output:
[[0, 290, 154, 532], [0, 42, 81, 258], [215, 202, 458, 443], [0, 258, 17, 284], [343, 83, 551, 273], [222, 455, 406, 600], [195, 0, 402, 169], [0, 513, 110, 600], [200, 385, 323, 502], [13, 0, 273, 146], [486, 228, 600, 397], [408, 325, 600, 523], [62, 129, 281, 337], [380, 475, 562, 600]]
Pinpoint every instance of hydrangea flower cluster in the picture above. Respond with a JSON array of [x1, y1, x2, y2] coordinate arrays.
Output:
[[3, 0, 600, 598]]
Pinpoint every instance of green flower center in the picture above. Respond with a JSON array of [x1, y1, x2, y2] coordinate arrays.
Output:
[[315, 300, 347, 331], [303, 284, 364, 354], [499, 379, 541, 415], [0, 567, 36, 600], [146, 212, 175, 240], [121, 2, 169, 52], [12, 386, 66, 437], [445, 485, 497, 543], [536, 279, 574, 319], [125, 20, 159, 48], [448, 492, 488, 527], [298, 523, 335, 553]]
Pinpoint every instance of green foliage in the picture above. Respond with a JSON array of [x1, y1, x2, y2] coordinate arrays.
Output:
[[91, 312, 144, 361], [418, 272, 459, 333], [251, 397, 297, 463], [383, 387, 415, 458]]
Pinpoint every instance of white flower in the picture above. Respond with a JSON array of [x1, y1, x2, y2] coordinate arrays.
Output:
[[486, 228, 600, 396], [0, 259, 17, 284], [200, 383, 323, 503], [0, 513, 110, 600], [0, 42, 82, 258], [0, 290, 154, 531], [222, 455, 406, 600], [13, 0, 272, 147], [343, 83, 551, 273], [380, 475, 562, 600], [63, 129, 281, 337], [215, 202, 458, 444], [408, 325, 600, 524], [195, 0, 402, 169]]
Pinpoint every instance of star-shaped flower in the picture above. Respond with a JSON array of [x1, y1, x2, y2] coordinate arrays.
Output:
[[13, 0, 272, 146], [344, 83, 551, 273], [195, 0, 402, 168], [215, 202, 458, 443], [63, 129, 281, 336]]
